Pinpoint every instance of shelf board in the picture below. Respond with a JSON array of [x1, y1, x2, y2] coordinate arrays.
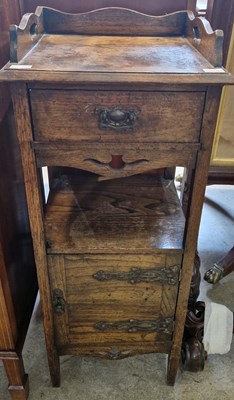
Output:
[[45, 172, 185, 254]]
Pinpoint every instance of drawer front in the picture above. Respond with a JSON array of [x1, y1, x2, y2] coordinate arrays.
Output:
[[30, 90, 205, 143], [48, 253, 181, 354]]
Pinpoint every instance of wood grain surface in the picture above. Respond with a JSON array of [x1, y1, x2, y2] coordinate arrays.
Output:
[[48, 253, 180, 350], [4, 4, 231, 387], [33, 142, 199, 180], [13, 35, 214, 73], [45, 172, 185, 254], [1, 7, 232, 86], [11, 83, 60, 387], [21, 0, 189, 16], [30, 89, 205, 143]]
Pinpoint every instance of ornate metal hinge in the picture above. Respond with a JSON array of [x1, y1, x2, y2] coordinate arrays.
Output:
[[95, 317, 174, 335], [52, 289, 66, 314], [93, 265, 180, 286]]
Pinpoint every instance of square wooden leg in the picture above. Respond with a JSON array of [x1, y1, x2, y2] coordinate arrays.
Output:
[[3, 356, 29, 400]]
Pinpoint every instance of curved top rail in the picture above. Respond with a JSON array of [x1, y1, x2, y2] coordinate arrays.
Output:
[[8, 7, 223, 67], [37, 7, 188, 36], [186, 11, 223, 67]]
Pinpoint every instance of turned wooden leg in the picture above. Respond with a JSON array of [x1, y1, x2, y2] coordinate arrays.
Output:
[[181, 253, 206, 372], [167, 253, 204, 384], [181, 251, 234, 370], [204, 246, 234, 284], [2, 355, 29, 400], [181, 301, 206, 372], [188, 252, 201, 312], [181, 337, 206, 372]]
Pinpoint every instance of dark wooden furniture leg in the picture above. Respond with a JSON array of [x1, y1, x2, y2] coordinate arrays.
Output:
[[182, 247, 234, 369], [181, 253, 206, 372], [2, 356, 29, 400], [204, 246, 234, 284], [182, 245, 234, 369]]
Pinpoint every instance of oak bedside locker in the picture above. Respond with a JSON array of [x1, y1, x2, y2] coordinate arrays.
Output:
[[0, 6, 233, 387]]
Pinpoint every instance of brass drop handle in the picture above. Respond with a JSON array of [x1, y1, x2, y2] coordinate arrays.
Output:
[[96, 108, 139, 131]]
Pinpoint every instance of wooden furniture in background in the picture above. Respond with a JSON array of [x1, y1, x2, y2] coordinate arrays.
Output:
[[203, 0, 234, 288], [1, 7, 232, 387], [19, 0, 194, 15], [206, 0, 234, 66], [209, 24, 234, 182], [207, 0, 234, 182], [0, 0, 21, 120], [204, 246, 234, 284], [0, 109, 37, 400], [0, 1, 37, 400]]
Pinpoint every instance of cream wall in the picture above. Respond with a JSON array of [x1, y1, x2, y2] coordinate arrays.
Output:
[[211, 24, 234, 167]]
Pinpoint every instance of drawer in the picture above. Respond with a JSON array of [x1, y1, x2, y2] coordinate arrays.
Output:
[[30, 90, 205, 143], [48, 253, 181, 352]]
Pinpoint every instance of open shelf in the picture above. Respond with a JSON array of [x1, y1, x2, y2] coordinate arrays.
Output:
[[45, 171, 185, 255]]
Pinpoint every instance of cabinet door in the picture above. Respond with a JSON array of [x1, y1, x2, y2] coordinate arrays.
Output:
[[48, 253, 181, 357]]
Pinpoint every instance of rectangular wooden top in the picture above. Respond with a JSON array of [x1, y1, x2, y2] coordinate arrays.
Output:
[[2, 34, 232, 85], [0, 8, 233, 85], [8, 35, 216, 74]]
